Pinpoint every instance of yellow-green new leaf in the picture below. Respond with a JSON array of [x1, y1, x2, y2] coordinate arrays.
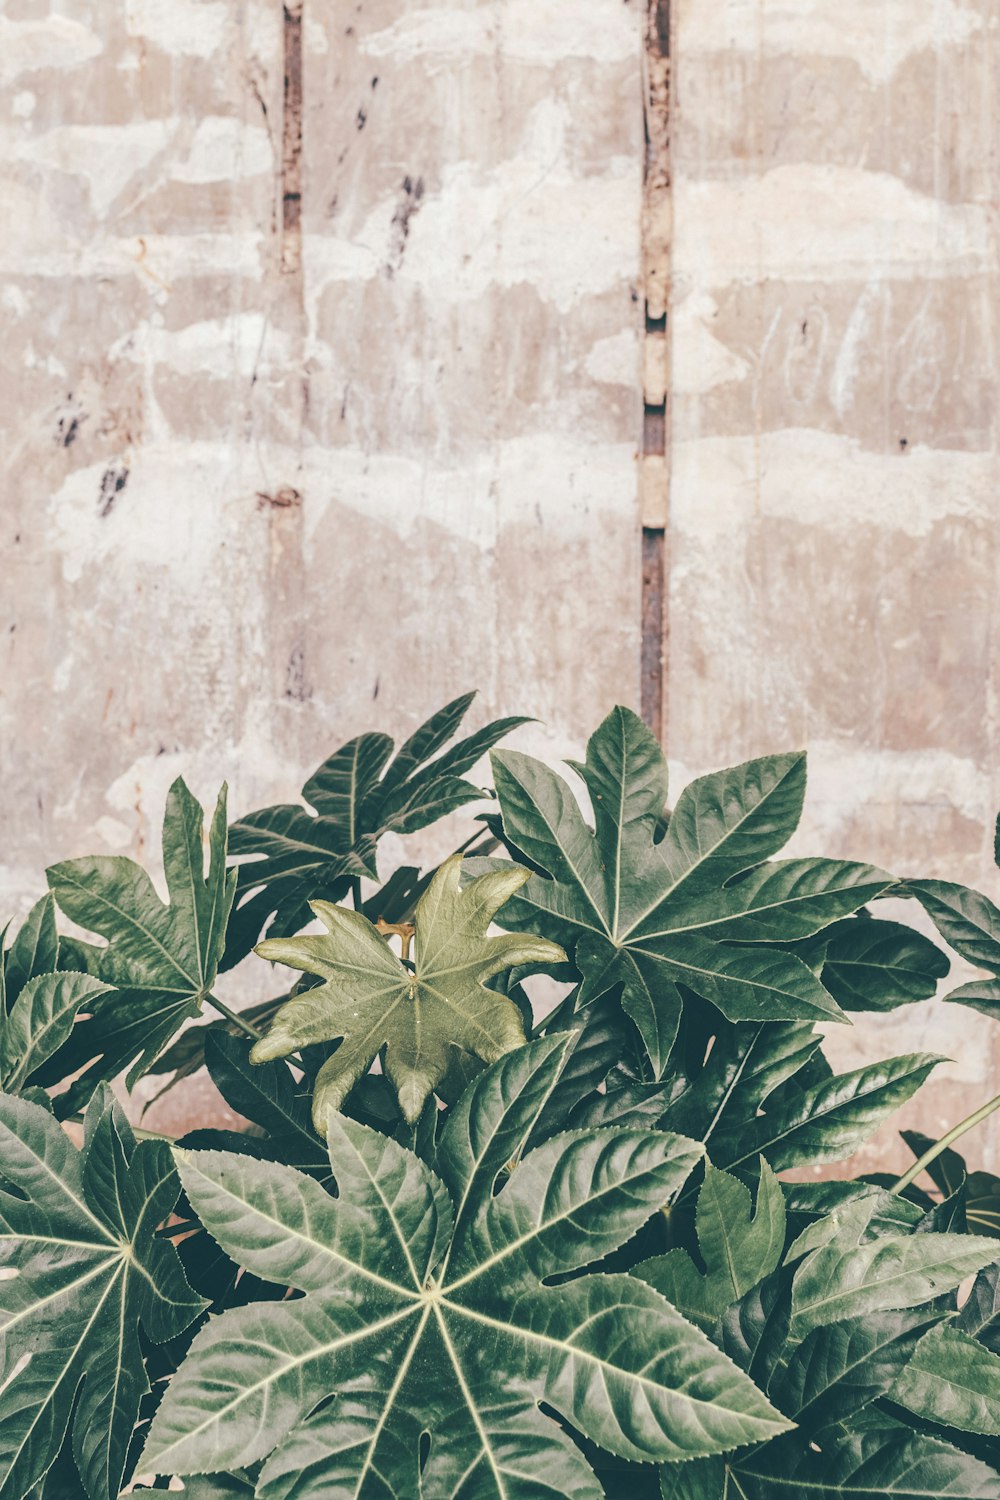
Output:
[[253, 855, 565, 1126]]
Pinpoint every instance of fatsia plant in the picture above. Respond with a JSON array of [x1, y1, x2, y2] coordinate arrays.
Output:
[[141, 1039, 789, 1494], [4, 696, 1000, 1499]]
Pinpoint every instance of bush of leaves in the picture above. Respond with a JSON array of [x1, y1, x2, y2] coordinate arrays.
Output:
[[6, 694, 1000, 1498]]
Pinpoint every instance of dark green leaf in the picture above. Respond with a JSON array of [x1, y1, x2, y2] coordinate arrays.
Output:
[[819, 918, 949, 1012], [635, 1160, 785, 1330], [908, 882, 1000, 978], [43, 779, 235, 1109], [711, 1053, 942, 1175], [226, 696, 527, 962], [892, 1321, 1000, 1436], [776, 1306, 938, 1426], [674, 1419, 1000, 1497], [4, 896, 60, 1006], [0, 972, 112, 1094], [0, 1089, 204, 1500]]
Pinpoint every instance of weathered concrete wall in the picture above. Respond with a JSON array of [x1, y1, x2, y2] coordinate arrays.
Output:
[[1, 3, 642, 885], [667, 0, 1000, 1172]]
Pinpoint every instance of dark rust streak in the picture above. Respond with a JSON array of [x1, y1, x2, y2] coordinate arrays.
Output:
[[641, 531, 666, 742], [640, 0, 671, 744], [281, 1, 304, 277]]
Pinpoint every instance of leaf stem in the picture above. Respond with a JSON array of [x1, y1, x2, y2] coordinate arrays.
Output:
[[350, 876, 364, 911], [205, 994, 264, 1042], [891, 1088, 1000, 1194]]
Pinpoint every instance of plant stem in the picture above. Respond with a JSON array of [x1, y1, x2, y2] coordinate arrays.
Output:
[[350, 876, 364, 911], [206, 994, 264, 1042], [891, 1088, 1000, 1194]]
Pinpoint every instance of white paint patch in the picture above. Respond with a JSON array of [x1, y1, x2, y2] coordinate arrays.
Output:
[[12, 91, 36, 119], [124, 0, 229, 59], [0, 16, 103, 87], [0, 230, 265, 282], [673, 165, 994, 287], [2, 285, 30, 317], [47, 446, 250, 586], [310, 100, 638, 314], [94, 816, 134, 850], [671, 291, 752, 394], [299, 433, 636, 550], [672, 428, 995, 539], [14, 121, 174, 218], [109, 313, 289, 381], [676, 0, 988, 86], [584, 329, 639, 387], [171, 117, 273, 185], [361, 1, 637, 65], [794, 741, 990, 841]]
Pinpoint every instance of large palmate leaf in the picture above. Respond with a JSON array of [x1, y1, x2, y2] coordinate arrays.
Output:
[[0, 1089, 204, 1500], [251, 855, 565, 1126], [484, 706, 891, 1074], [42, 779, 236, 1112], [226, 693, 528, 963], [635, 1160, 786, 1330], [142, 1039, 789, 1494]]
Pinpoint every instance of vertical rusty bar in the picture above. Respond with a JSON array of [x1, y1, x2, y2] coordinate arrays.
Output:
[[640, 0, 671, 743], [281, 1, 304, 278]]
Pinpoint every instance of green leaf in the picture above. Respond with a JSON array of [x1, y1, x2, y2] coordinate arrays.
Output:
[[486, 710, 883, 1075], [661, 1019, 820, 1144], [141, 1053, 789, 1492], [960, 1263, 1000, 1353], [204, 1031, 327, 1174], [252, 855, 565, 1126], [0, 972, 113, 1094], [908, 881, 1000, 985], [0, 1089, 204, 1500], [635, 1160, 785, 1329], [226, 695, 528, 962], [669, 1418, 1000, 1497], [43, 779, 236, 1108], [3, 896, 60, 1007], [892, 1320, 1000, 1436], [790, 1219, 998, 1338], [818, 918, 950, 1012], [775, 1306, 938, 1426], [710, 1053, 942, 1174]]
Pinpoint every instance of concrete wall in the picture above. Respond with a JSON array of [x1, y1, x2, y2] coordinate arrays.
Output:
[[2, 0, 998, 1164]]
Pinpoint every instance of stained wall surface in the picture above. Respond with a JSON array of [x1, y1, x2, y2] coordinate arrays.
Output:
[[668, 0, 1000, 1171], [0, 5, 642, 889], [2, 1, 999, 1163]]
